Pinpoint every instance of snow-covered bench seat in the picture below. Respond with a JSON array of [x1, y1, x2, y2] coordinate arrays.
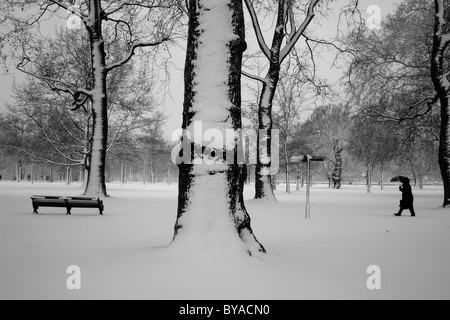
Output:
[[31, 196, 104, 215]]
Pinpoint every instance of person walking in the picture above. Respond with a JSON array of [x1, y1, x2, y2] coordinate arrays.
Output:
[[395, 178, 416, 217]]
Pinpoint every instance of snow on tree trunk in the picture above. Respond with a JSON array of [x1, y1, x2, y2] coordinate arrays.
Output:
[[83, 0, 108, 198], [173, 0, 265, 256], [247, 0, 319, 201], [252, 0, 286, 201], [438, 94, 450, 205], [254, 53, 281, 202], [432, 0, 450, 207]]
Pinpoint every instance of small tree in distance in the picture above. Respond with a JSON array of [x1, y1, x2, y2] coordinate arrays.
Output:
[[348, 112, 399, 193]]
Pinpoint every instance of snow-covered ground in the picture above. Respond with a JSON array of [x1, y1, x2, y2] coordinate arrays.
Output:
[[1, 181, 449, 300]]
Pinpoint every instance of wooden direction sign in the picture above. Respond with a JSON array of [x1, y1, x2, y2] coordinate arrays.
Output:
[[289, 155, 326, 219], [290, 155, 326, 163]]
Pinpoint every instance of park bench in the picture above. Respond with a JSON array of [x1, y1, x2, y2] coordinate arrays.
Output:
[[31, 195, 104, 215]]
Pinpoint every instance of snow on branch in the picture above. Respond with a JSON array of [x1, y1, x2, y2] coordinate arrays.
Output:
[[47, 0, 87, 19], [244, 0, 271, 59], [280, 0, 321, 62], [435, 0, 450, 48], [442, 32, 450, 48]]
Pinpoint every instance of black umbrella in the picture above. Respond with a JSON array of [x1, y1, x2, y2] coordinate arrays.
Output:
[[391, 175, 410, 183]]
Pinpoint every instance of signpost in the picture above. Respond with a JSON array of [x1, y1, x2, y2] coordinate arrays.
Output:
[[290, 155, 326, 219]]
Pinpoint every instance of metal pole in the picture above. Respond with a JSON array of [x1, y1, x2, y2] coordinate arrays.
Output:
[[305, 155, 311, 219]]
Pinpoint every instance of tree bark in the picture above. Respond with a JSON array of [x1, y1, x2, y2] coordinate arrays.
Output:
[[83, 0, 108, 197], [15, 164, 20, 182], [173, 0, 265, 255], [438, 95, 450, 205], [332, 145, 343, 189], [245, 0, 320, 201], [432, 0, 450, 207], [285, 140, 290, 193], [66, 166, 71, 185], [253, 1, 285, 201]]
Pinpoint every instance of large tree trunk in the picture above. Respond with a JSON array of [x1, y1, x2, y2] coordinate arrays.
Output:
[[438, 95, 450, 206], [432, 0, 450, 207], [83, 0, 108, 197], [173, 0, 265, 256]]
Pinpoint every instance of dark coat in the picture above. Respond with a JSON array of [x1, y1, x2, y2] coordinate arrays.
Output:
[[399, 182, 414, 209]]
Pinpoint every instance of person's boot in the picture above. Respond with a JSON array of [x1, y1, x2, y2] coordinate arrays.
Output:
[[394, 212, 402, 216]]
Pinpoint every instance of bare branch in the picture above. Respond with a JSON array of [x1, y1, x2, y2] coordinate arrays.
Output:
[[104, 1, 176, 17], [303, 34, 357, 59], [242, 70, 267, 83], [16, 65, 92, 96], [370, 94, 439, 123], [244, 0, 271, 59], [8, 145, 82, 167], [105, 38, 170, 73], [280, 0, 321, 62]]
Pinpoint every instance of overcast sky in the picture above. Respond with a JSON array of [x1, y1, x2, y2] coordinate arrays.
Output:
[[0, 0, 398, 138]]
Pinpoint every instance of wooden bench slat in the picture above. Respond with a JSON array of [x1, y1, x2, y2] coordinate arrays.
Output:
[[31, 195, 104, 215]]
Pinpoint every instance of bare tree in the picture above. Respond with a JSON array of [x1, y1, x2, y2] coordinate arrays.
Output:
[[402, 139, 439, 189], [4, 28, 164, 189], [346, 0, 450, 205], [300, 104, 352, 188], [1, 0, 183, 197], [273, 67, 308, 193], [348, 112, 399, 193], [242, 0, 322, 201]]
